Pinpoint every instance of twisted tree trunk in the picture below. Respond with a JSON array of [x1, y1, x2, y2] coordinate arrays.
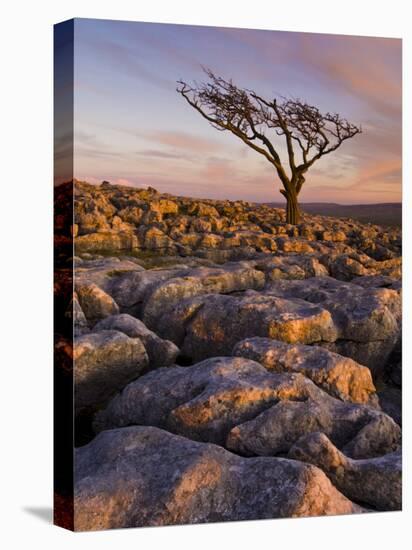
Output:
[[281, 186, 300, 225], [286, 191, 300, 224]]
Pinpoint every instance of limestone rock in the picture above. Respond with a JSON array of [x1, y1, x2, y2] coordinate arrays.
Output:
[[233, 337, 377, 405], [94, 313, 179, 368], [74, 426, 363, 530], [72, 181, 401, 267], [75, 231, 139, 253], [117, 206, 144, 225], [288, 432, 401, 511], [105, 267, 185, 315], [256, 255, 329, 280], [68, 292, 89, 336], [353, 274, 402, 294], [141, 262, 265, 327], [94, 356, 399, 458], [323, 253, 370, 280], [74, 330, 149, 414], [76, 283, 119, 323], [94, 356, 286, 442], [378, 387, 402, 426], [276, 237, 315, 254], [143, 226, 177, 253], [156, 292, 337, 362], [265, 277, 401, 372], [150, 198, 179, 215], [75, 257, 145, 290], [226, 388, 400, 459], [187, 202, 219, 218]]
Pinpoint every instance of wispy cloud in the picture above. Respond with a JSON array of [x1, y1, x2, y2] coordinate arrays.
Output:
[[143, 130, 221, 153], [77, 35, 174, 91], [135, 149, 193, 161], [299, 34, 402, 118], [74, 21, 401, 204]]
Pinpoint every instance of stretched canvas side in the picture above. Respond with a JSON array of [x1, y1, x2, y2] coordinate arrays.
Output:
[[53, 18, 75, 531]]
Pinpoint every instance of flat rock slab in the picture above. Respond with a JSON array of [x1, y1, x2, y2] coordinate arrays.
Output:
[[288, 432, 401, 511], [74, 330, 149, 414], [94, 357, 399, 458], [74, 257, 145, 289], [233, 337, 377, 405], [102, 261, 265, 322], [74, 426, 363, 530], [141, 262, 265, 327]]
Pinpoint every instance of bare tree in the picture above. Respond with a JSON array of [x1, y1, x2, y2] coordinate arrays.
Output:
[[177, 68, 361, 224]]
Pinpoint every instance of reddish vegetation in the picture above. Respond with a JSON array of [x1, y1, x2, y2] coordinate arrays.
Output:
[[54, 492, 74, 531]]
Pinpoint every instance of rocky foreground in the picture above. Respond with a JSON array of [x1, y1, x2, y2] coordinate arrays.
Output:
[[57, 180, 402, 530]]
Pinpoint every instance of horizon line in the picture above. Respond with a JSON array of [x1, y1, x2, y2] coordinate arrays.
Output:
[[64, 178, 402, 207]]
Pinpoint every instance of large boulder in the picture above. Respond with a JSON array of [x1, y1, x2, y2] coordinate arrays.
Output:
[[265, 277, 401, 372], [265, 277, 401, 342], [233, 337, 377, 405], [94, 357, 399, 457], [74, 426, 363, 530], [94, 314, 179, 368], [288, 432, 401, 511], [155, 292, 337, 362], [226, 389, 400, 459], [143, 274, 400, 370], [74, 330, 149, 414]]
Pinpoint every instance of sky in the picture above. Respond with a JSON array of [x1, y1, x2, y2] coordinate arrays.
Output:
[[69, 18, 401, 204]]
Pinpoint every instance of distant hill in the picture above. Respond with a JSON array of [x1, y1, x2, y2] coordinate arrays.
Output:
[[266, 202, 402, 228]]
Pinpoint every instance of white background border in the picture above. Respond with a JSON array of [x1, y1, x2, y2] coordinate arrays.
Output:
[[1, 1, 409, 548]]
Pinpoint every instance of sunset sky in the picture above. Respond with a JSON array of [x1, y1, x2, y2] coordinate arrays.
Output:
[[72, 18, 402, 204]]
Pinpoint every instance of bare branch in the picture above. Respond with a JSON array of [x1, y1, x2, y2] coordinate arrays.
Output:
[[177, 68, 362, 204]]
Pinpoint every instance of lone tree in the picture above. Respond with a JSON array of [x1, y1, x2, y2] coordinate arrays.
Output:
[[177, 69, 361, 224]]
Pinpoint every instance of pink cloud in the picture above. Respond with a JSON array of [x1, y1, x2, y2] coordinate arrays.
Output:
[[144, 131, 220, 153], [300, 157, 401, 203], [300, 35, 401, 118], [113, 178, 134, 186]]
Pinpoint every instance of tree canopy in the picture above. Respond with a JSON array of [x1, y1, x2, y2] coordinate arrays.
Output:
[[177, 68, 361, 224]]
